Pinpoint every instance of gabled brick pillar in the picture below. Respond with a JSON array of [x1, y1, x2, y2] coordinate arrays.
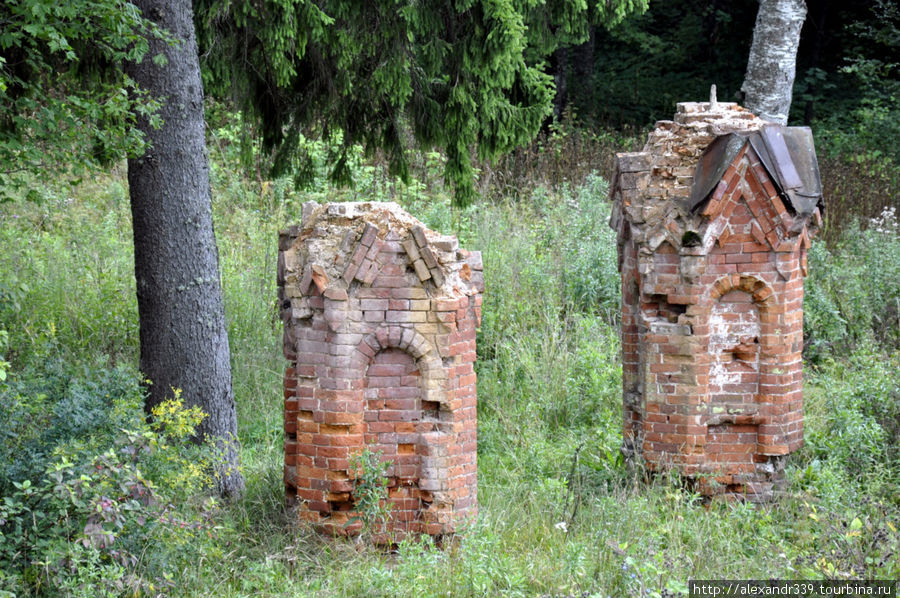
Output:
[[277, 202, 483, 537], [610, 101, 824, 500]]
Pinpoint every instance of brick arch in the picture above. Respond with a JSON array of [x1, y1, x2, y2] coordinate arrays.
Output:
[[352, 328, 450, 536], [708, 274, 778, 362], [705, 275, 772, 482], [710, 274, 775, 309], [364, 325, 431, 360], [351, 325, 446, 404]]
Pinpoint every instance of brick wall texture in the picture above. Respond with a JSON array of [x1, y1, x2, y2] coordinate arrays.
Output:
[[609, 102, 823, 499], [278, 202, 483, 537]]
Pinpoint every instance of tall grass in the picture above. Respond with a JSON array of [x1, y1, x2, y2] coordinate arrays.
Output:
[[0, 175, 137, 366], [804, 207, 900, 360]]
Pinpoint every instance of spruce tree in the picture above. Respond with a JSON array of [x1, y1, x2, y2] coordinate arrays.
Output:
[[196, 0, 647, 205], [2, 0, 648, 498]]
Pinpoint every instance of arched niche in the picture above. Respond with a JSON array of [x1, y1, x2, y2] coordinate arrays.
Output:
[[351, 326, 448, 533], [705, 275, 775, 480], [709, 289, 760, 407]]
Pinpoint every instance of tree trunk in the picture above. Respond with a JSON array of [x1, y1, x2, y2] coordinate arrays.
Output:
[[572, 26, 596, 111], [803, 0, 829, 125], [126, 0, 244, 497], [551, 45, 569, 121], [741, 0, 807, 124]]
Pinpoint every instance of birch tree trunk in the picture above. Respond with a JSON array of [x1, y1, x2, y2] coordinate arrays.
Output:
[[741, 0, 808, 124], [126, 0, 245, 498]]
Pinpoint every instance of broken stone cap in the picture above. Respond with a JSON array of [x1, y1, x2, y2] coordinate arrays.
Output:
[[297, 201, 464, 252], [689, 124, 824, 217], [300, 201, 424, 229], [280, 200, 482, 299]]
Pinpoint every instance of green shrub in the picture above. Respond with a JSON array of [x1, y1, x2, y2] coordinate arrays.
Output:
[[347, 447, 392, 538], [795, 345, 900, 506], [0, 329, 9, 383], [804, 207, 900, 360], [0, 356, 142, 493], [0, 360, 222, 596]]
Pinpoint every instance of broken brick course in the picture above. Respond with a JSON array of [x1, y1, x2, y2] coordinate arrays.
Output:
[[609, 101, 824, 500], [278, 202, 483, 537]]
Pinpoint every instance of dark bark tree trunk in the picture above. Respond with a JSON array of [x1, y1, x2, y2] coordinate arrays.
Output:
[[551, 45, 569, 121], [803, 0, 829, 125], [126, 0, 244, 497], [573, 26, 596, 82], [572, 26, 596, 112], [741, 0, 807, 124]]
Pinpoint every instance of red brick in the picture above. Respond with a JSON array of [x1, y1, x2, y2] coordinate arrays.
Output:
[[610, 108, 814, 501]]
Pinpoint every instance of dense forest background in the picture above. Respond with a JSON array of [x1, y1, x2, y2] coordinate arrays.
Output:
[[541, 0, 899, 231], [1, 0, 899, 596], [558, 0, 896, 130]]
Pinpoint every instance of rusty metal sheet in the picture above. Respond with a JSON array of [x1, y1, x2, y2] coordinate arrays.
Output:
[[759, 125, 802, 190], [780, 126, 823, 215], [689, 124, 823, 216], [685, 133, 748, 212]]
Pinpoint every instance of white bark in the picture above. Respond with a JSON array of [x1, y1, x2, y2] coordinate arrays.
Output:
[[741, 0, 807, 124]]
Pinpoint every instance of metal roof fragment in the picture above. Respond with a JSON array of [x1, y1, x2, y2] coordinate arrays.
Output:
[[688, 124, 823, 216]]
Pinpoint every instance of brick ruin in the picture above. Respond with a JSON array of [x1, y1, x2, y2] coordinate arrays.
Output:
[[609, 101, 824, 499], [277, 202, 483, 537]]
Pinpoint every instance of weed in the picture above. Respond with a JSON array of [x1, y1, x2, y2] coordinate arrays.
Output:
[[348, 447, 393, 539]]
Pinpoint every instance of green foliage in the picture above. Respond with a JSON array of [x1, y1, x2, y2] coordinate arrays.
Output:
[[791, 502, 900, 580], [804, 207, 900, 359], [569, 0, 758, 127], [0, 273, 28, 321], [0, 359, 221, 595], [817, 100, 900, 166], [196, 0, 647, 206], [0, 329, 9, 383], [559, 175, 619, 315], [0, 361, 132, 493], [0, 176, 138, 366], [469, 178, 624, 481], [794, 1, 900, 237], [797, 346, 900, 506], [815, 0, 900, 157], [0, 1, 166, 190], [348, 448, 393, 538]]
